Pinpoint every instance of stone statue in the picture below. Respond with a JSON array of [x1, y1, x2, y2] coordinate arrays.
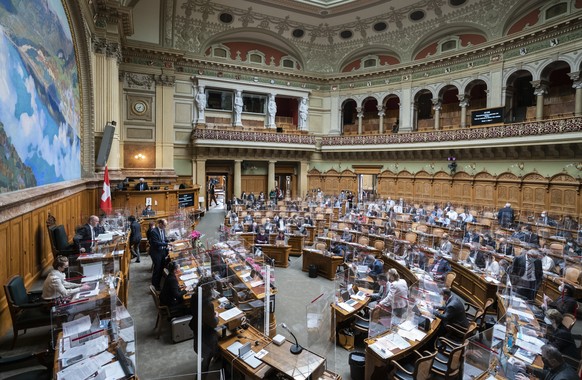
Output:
[[234, 90, 243, 126], [267, 94, 277, 128], [195, 86, 206, 122], [298, 97, 308, 131]]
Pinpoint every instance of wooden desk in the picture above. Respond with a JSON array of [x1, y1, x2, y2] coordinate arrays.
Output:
[[219, 326, 272, 380], [446, 259, 499, 310], [330, 295, 370, 341], [228, 263, 278, 300], [286, 234, 305, 257], [255, 244, 291, 268], [364, 318, 441, 380], [301, 249, 344, 280]]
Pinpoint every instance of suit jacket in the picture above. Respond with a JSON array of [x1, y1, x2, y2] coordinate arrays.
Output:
[[497, 243, 514, 256], [74, 223, 99, 252], [440, 241, 453, 254], [429, 258, 451, 277], [511, 255, 542, 286], [434, 294, 469, 328], [129, 220, 142, 244], [135, 182, 149, 191], [160, 273, 185, 307], [149, 227, 169, 257], [380, 279, 408, 309], [497, 207, 514, 226]]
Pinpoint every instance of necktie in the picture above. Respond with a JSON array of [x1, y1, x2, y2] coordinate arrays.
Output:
[[525, 257, 534, 280], [160, 228, 165, 241], [90, 226, 95, 249]]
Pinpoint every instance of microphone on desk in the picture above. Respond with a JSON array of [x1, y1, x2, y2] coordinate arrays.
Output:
[[280, 323, 303, 355]]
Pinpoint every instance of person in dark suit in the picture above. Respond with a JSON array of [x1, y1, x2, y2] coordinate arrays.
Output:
[[150, 219, 170, 290], [496, 237, 514, 256], [135, 178, 149, 191], [128, 215, 142, 263], [429, 252, 451, 281], [543, 283, 578, 315], [189, 276, 219, 373], [516, 225, 540, 247], [160, 262, 188, 316], [510, 249, 543, 301], [74, 215, 100, 253], [515, 344, 579, 380], [433, 288, 469, 330], [497, 202, 514, 228], [543, 309, 579, 359]]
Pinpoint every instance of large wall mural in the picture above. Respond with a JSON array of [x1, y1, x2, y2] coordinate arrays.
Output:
[[0, 0, 80, 192]]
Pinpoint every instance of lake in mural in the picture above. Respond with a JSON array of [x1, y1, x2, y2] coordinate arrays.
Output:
[[0, 0, 80, 192]]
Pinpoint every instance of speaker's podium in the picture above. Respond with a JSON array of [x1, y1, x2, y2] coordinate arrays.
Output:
[[111, 186, 201, 219]]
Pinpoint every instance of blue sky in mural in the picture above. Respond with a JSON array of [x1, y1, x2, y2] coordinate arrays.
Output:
[[0, 0, 80, 191]]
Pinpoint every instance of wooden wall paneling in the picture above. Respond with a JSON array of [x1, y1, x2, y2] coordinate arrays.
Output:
[[32, 208, 50, 273], [21, 214, 32, 283], [9, 216, 23, 279], [326, 175, 340, 194], [548, 186, 577, 215], [0, 222, 9, 299], [241, 175, 267, 194]]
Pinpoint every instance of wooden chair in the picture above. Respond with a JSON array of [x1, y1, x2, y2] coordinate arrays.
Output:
[[428, 338, 467, 379], [432, 228, 445, 238], [3, 275, 51, 348], [405, 232, 417, 244], [416, 224, 428, 233], [562, 313, 576, 331], [390, 350, 436, 380], [373, 240, 385, 251], [358, 236, 369, 246], [565, 267, 581, 285], [444, 272, 456, 288], [315, 242, 327, 251]]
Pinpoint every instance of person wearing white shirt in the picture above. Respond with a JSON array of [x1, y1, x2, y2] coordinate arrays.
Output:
[[484, 253, 500, 277], [540, 251, 555, 272], [446, 209, 458, 223], [42, 256, 87, 300], [378, 268, 408, 317], [439, 234, 453, 255]]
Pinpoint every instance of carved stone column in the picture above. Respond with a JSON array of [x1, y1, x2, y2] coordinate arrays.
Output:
[[377, 105, 385, 134], [268, 160, 277, 193], [298, 161, 309, 199], [234, 159, 242, 199], [93, 37, 122, 169], [458, 94, 470, 128], [432, 99, 442, 130], [531, 80, 549, 121], [356, 106, 363, 134], [196, 158, 207, 207], [568, 71, 582, 116], [155, 74, 176, 170]]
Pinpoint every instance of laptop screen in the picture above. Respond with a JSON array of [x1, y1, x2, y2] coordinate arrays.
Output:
[[341, 290, 350, 302], [239, 342, 251, 357]]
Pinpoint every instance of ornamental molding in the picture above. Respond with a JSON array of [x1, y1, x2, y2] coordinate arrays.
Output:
[[120, 72, 155, 90]]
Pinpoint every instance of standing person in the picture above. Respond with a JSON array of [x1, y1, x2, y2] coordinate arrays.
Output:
[[74, 215, 100, 253], [208, 182, 217, 207], [510, 249, 543, 301], [135, 178, 149, 191], [150, 219, 170, 290], [128, 215, 142, 263], [189, 276, 219, 373], [42, 255, 87, 300], [377, 268, 408, 318], [497, 203, 514, 228]]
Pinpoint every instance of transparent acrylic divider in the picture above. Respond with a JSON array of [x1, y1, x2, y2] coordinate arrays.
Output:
[[305, 286, 337, 377]]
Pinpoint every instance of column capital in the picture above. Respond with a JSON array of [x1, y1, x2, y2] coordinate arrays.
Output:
[[377, 105, 385, 117], [356, 107, 363, 118], [92, 36, 122, 61], [234, 159, 243, 163], [432, 98, 442, 111], [268, 160, 278, 164], [568, 71, 581, 82], [155, 74, 175, 87], [530, 80, 549, 96], [457, 94, 470, 108]]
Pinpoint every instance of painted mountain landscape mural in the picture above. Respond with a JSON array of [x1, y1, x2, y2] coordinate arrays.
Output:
[[0, 0, 80, 192]]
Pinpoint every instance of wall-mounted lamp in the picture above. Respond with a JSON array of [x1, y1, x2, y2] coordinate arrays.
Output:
[[134, 153, 146, 160]]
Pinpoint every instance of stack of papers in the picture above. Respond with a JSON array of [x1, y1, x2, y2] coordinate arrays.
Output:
[[180, 273, 198, 281], [250, 280, 264, 288], [219, 307, 243, 321], [337, 302, 355, 313]]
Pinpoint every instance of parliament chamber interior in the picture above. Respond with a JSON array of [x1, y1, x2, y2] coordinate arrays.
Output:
[[1, 0, 582, 379]]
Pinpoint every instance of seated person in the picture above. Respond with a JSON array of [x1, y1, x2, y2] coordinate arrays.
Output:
[[384, 219, 396, 235], [496, 237, 514, 256], [230, 221, 244, 233], [74, 215, 101, 253], [340, 227, 353, 242], [407, 244, 426, 270], [304, 216, 314, 226], [368, 274, 388, 304], [438, 234, 453, 255], [243, 214, 253, 224], [432, 288, 469, 330], [480, 233, 496, 249], [254, 228, 269, 245], [330, 235, 347, 257], [142, 205, 156, 217], [42, 256, 87, 300], [429, 251, 451, 281], [368, 256, 384, 277], [377, 268, 408, 318], [514, 225, 540, 246], [463, 229, 480, 243], [515, 344, 578, 380], [540, 250, 555, 272], [563, 237, 581, 257], [537, 211, 557, 227], [542, 282, 578, 315], [543, 309, 578, 359], [483, 251, 500, 277], [474, 249, 488, 270], [263, 218, 274, 233], [275, 230, 286, 245], [160, 262, 188, 316]]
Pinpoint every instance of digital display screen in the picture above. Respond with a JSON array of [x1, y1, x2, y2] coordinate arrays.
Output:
[[471, 107, 504, 126], [178, 193, 194, 208]]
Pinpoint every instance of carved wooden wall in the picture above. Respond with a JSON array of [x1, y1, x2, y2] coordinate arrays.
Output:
[[0, 186, 99, 336], [241, 175, 267, 195], [309, 169, 582, 216]]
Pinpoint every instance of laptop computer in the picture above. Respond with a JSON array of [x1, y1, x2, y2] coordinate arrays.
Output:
[[341, 290, 358, 307], [237, 342, 262, 368]]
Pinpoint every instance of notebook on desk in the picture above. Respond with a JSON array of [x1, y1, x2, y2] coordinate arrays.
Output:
[[226, 341, 262, 368]]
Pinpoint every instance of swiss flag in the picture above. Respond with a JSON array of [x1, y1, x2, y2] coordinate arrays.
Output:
[[100, 165, 113, 215]]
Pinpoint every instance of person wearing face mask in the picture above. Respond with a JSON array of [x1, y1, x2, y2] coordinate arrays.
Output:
[[537, 211, 557, 227], [542, 282, 578, 315], [515, 344, 578, 380], [543, 309, 578, 359]]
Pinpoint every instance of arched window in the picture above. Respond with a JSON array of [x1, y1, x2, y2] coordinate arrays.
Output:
[[247, 50, 266, 65], [360, 55, 379, 69], [210, 44, 231, 59], [280, 55, 300, 70], [439, 37, 460, 53], [545, 2, 568, 20]]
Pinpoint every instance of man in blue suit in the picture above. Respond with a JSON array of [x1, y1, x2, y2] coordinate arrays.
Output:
[[150, 219, 170, 290], [429, 251, 451, 282]]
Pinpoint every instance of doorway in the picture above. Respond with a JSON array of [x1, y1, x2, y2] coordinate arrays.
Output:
[[358, 174, 376, 202], [206, 174, 226, 209]]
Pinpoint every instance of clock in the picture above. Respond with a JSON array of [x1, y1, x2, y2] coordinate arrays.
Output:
[[132, 100, 147, 115]]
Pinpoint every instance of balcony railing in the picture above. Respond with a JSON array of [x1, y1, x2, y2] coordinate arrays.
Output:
[[192, 117, 582, 148], [192, 128, 317, 145], [322, 117, 582, 146]]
